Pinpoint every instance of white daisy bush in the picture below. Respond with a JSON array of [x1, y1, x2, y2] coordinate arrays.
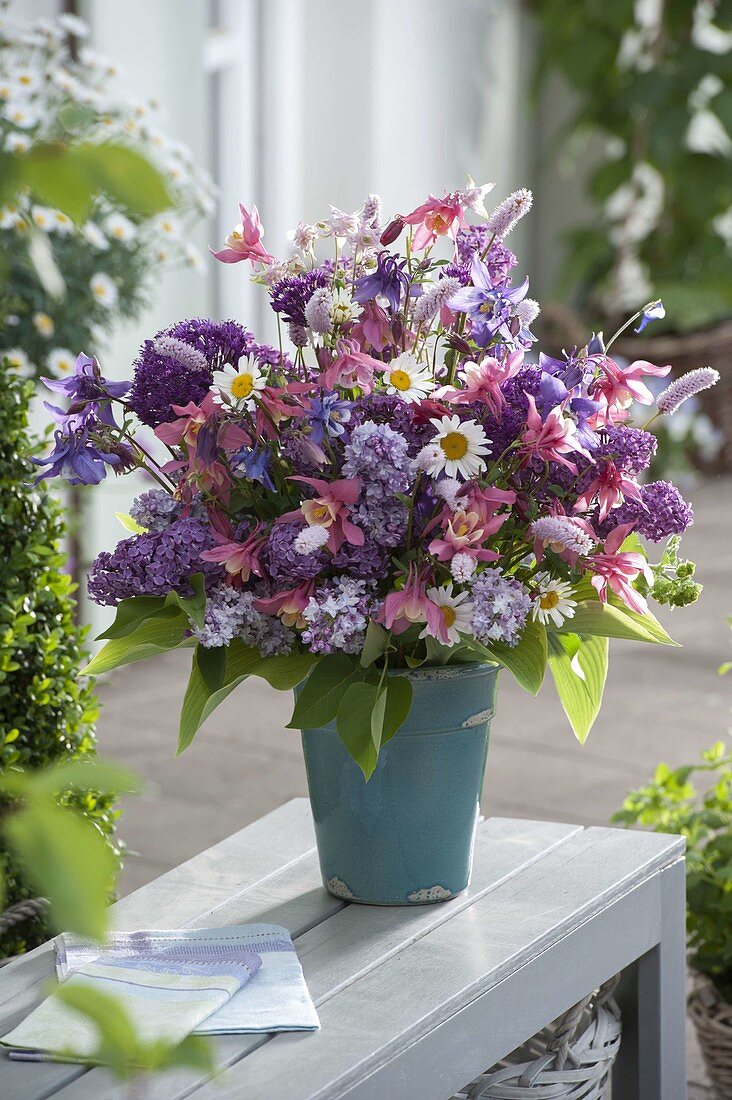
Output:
[[36, 176, 715, 775], [0, 6, 216, 380]]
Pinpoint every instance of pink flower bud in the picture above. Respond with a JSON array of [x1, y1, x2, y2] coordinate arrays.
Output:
[[380, 216, 405, 246]]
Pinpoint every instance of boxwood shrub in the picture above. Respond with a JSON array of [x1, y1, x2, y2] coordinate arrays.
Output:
[[0, 369, 120, 957]]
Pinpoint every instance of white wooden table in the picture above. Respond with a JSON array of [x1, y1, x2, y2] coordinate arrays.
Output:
[[0, 799, 686, 1099]]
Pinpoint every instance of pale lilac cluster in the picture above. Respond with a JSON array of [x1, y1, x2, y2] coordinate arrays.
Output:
[[342, 421, 412, 502], [193, 584, 294, 654], [603, 481, 693, 542], [470, 569, 532, 648], [129, 488, 183, 533], [353, 500, 408, 548], [301, 577, 373, 655], [265, 522, 327, 583], [88, 516, 220, 605]]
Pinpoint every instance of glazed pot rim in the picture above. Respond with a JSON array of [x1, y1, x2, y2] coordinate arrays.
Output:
[[386, 661, 501, 682]]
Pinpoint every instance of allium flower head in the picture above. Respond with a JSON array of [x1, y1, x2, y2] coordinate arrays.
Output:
[[270, 268, 331, 327], [656, 367, 720, 415]]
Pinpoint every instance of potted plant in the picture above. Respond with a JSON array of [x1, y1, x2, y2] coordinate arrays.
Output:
[[31, 181, 716, 905], [528, 0, 732, 468], [614, 741, 732, 1097]]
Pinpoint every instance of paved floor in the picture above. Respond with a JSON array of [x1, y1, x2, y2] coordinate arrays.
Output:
[[97, 474, 731, 1095]]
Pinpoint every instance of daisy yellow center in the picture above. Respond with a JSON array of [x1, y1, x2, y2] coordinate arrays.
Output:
[[539, 591, 560, 611], [441, 605, 457, 628], [231, 373, 254, 399], [390, 369, 412, 392], [440, 432, 468, 460]]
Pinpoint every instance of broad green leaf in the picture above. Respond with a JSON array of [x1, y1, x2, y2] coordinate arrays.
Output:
[[55, 984, 139, 1062], [96, 596, 169, 641], [360, 621, 390, 668], [483, 618, 547, 695], [6, 802, 116, 939], [17, 144, 98, 222], [548, 633, 609, 743], [73, 144, 173, 216], [570, 580, 677, 646], [337, 682, 380, 779], [84, 611, 189, 676], [374, 675, 413, 751], [178, 642, 315, 754], [195, 644, 226, 693], [288, 654, 363, 729], [14, 759, 139, 799], [556, 601, 669, 644], [165, 574, 207, 630]]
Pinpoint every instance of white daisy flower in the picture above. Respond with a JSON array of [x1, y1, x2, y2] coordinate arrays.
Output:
[[33, 312, 54, 338], [210, 361, 266, 410], [330, 287, 361, 327], [420, 583, 474, 647], [0, 204, 24, 230], [184, 243, 204, 271], [105, 212, 137, 242], [383, 352, 435, 404], [47, 348, 76, 374], [52, 210, 74, 236], [90, 272, 118, 308], [9, 67, 41, 94], [31, 206, 54, 232], [427, 415, 491, 480], [4, 132, 30, 153], [5, 348, 32, 375], [3, 101, 39, 129], [154, 213, 180, 238], [82, 222, 109, 250], [531, 573, 577, 628]]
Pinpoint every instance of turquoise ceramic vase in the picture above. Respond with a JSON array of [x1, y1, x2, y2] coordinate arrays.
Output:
[[299, 663, 499, 905]]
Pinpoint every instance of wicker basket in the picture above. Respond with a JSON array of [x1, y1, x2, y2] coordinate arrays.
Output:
[[688, 971, 732, 1099], [451, 977, 621, 1099], [0, 896, 48, 967], [542, 304, 732, 471]]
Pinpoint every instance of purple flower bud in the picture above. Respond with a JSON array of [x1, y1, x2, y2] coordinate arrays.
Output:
[[380, 215, 405, 246]]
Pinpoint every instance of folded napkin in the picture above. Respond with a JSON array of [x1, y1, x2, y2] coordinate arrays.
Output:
[[2, 946, 261, 1061], [56, 923, 320, 1034]]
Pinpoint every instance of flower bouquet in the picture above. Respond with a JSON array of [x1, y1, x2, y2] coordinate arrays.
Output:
[[33, 180, 717, 903]]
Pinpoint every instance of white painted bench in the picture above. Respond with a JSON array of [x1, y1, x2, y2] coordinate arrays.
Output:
[[0, 799, 686, 1099]]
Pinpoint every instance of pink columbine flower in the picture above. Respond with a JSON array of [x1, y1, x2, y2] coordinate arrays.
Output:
[[210, 202, 274, 266], [378, 565, 444, 638], [200, 524, 264, 583], [349, 301, 396, 353], [592, 357, 671, 421], [254, 580, 315, 627], [574, 461, 644, 522], [438, 350, 524, 417], [588, 523, 653, 615], [519, 395, 587, 471], [278, 475, 364, 554], [319, 339, 383, 393], [428, 484, 515, 564], [403, 192, 466, 250], [155, 399, 211, 449]]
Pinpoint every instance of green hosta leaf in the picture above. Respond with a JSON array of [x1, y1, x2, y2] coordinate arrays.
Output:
[[5, 801, 116, 939], [178, 642, 315, 754], [165, 574, 206, 631], [84, 610, 189, 676], [556, 601, 671, 644], [195, 645, 226, 693], [360, 621, 390, 668], [288, 653, 363, 729], [336, 682, 380, 779], [371, 675, 413, 753], [96, 596, 169, 641], [482, 618, 547, 696], [548, 633, 609, 743]]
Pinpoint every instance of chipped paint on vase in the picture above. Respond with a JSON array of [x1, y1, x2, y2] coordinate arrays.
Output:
[[298, 663, 499, 906]]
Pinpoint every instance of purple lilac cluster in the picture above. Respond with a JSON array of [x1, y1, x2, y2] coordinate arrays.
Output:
[[470, 569, 532, 647], [265, 522, 327, 583], [129, 319, 253, 428], [598, 426, 657, 476], [88, 516, 220, 605], [301, 577, 374, 654], [129, 488, 183, 533], [249, 341, 294, 372], [482, 366, 542, 458], [343, 421, 412, 547], [332, 536, 389, 580], [348, 394, 432, 454], [603, 481, 693, 542], [193, 584, 294, 654], [455, 227, 517, 287]]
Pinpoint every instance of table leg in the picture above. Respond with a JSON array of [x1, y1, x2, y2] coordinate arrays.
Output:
[[612, 860, 687, 1099]]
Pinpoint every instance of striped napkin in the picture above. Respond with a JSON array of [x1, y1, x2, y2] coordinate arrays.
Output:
[[56, 923, 319, 1035], [2, 945, 261, 1062]]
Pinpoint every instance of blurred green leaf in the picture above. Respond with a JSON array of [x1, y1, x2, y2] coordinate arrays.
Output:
[[73, 144, 172, 217]]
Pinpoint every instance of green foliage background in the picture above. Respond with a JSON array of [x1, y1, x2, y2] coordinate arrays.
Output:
[[0, 367, 120, 956]]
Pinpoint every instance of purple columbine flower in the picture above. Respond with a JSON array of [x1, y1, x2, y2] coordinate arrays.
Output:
[[354, 251, 409, 314], [32, 423, 125, 485], [42, 353, 131, 427], [307, 392, 352, 444], [634, 299, 665, 334], [449, 254, 529, 346], [231, 446, 275, 491], [536, 371, 600, 451]]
